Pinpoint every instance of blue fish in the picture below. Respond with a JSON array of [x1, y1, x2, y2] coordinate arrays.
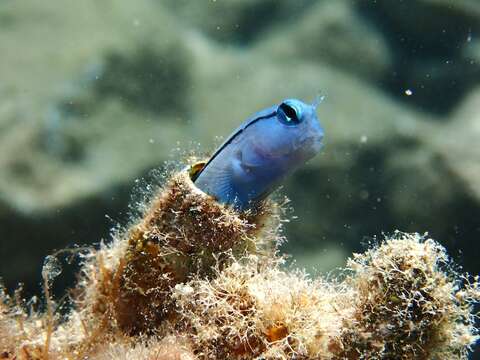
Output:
[[193, 98, 324, 210]]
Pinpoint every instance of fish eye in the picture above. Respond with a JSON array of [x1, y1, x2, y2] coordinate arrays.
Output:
[[278, 102, 301, 126]]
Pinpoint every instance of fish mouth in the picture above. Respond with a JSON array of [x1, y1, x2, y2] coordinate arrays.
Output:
[[295, 133, 324, 154]]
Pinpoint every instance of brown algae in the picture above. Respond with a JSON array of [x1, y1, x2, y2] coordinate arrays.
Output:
[[0, 167, 478, 359]]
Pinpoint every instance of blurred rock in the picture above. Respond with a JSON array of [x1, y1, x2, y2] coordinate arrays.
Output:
[[0, 0, 195, 294], [164, 0, 315, 44], [259, 0, 392, 82], [436, 87, 480, 203], [93, 45, 192, 117], [426, 87, 480, 272]]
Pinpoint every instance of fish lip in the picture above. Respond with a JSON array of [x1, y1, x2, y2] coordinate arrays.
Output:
[[295, 135, 323, 160], [254, 129, 324, 159], [294, 132, 324, 152]]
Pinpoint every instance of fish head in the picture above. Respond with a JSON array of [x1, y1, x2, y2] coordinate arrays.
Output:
[[249, 98, 324, 164]]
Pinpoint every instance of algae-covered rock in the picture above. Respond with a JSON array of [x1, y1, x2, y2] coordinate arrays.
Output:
[[1, 169, 478, 358], [1, 0, 480, 311]]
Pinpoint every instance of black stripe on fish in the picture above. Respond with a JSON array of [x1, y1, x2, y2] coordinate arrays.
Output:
[[193, 111, 277, 181]]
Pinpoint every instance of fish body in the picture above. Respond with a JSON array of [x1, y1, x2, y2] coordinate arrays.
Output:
[[194, 98, 324, 210]]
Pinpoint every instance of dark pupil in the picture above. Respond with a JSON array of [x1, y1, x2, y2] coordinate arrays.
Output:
[[280, 103, 298, 122]]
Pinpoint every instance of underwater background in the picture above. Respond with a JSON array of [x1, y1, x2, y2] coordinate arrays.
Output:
[[0, 0, 479, 356]]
